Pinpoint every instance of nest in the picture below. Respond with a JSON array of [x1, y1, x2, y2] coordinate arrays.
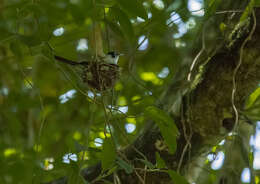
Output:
[[81, 62, 120, 91], [54, 55, 120, 91]]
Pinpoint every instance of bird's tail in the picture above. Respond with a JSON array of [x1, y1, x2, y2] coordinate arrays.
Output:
[[54, 55, 89, 66]]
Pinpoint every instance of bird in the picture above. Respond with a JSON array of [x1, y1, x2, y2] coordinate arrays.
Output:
[[104, 51, 123, 64], [54, 52, 122, 91]]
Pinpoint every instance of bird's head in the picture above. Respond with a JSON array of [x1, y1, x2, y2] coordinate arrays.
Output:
[[105, 51, 123, 64]]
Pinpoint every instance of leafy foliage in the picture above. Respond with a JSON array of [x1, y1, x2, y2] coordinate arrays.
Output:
[[0, 0, 260, 184], [145, 106, 179, 154]]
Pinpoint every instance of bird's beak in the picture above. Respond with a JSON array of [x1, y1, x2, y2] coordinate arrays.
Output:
[[118, 53, 124, 56]]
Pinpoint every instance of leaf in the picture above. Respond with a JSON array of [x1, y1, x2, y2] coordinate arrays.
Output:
[[137, 158, 155, 169], [41, 42, 53, 59], [68, 4, 86, 24], [155, 152, 166, 169], [74, 141, 87, 153], [219, 22, 227, 33], [236, 136, 250, 167], [255, 0, 260, 7], [105, 19, 124, 38], [204, 0, 222, 19], [245, 87, 260, 109], [168, 170, 189, 184], [111, 7, 134, 40], [100, 138, 116, 171], [103, 181, 114, 184], [37, 19, 51, 42], [145, 106, 179, 154], [9, 39, 23, 58], [107, 166, 118, 176], [18, 34, 41, 47], [116, 157, 133, 174], [115, 0, 147, 20], [240, 0, 255, 22], [166, 0, 183, 12]]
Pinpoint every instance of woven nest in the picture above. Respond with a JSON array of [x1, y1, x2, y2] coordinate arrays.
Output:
[[82, 62, 120, 91]]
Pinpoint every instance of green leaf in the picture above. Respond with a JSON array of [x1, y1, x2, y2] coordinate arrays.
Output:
[[69, 4, 86, 24], [166, 0, 183, 12], [41, 42, 53, 59], [116, 157, 133, 174], [115, 0, 147, 20], [204, 0, 221, 19], [100, 138, 116, 171], [168, 170, 189, 184], [240, 0, 255, 22], [219, 22, 227, 33], [245, 87, 260, 109], [74, 141, 87, 153], [155, 152, 166, 169], [105, 19, 124, 38], [107, 166, 118, 176], [18, 35, 41, 47], [9, 39, 23, 58], [37, 20, 51, 42], [111, 7, 134, 40], [145, 106, 179, 154], [255, 0, 260, 7], [137, 158, 155, 169], [103, 181, 114, 184]]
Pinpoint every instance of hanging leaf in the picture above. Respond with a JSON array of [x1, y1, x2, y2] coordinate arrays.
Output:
[[115, 0, 147, 20], [204, 0, 222, 19], [155, 152, 166, 169], [9, 39, 23, 58], [18, 34, 41, 47], [145, 106, 179, 154], [111, 7, 134, 40], [168, 170, 189, 184], [137, 158, 155, 169], [116, 157, 133, 174], [240, 0, 255, 22], [105, 19, 124, 38], [245, 87, 260, 109], [41, 42, 53, 59], [100, 138, 116, 171]]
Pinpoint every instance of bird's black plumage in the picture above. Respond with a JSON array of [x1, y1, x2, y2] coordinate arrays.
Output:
[[107, 51, 117, 58], [54, 55, 89, 66]]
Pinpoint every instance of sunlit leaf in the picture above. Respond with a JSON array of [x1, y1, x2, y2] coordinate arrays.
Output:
[[245, 87, 260, 109]]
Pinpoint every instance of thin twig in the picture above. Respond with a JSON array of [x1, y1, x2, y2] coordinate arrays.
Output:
[[134, 169, 145, 184], [143, 165, 147, 183], [215, 10, 243, 14]]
